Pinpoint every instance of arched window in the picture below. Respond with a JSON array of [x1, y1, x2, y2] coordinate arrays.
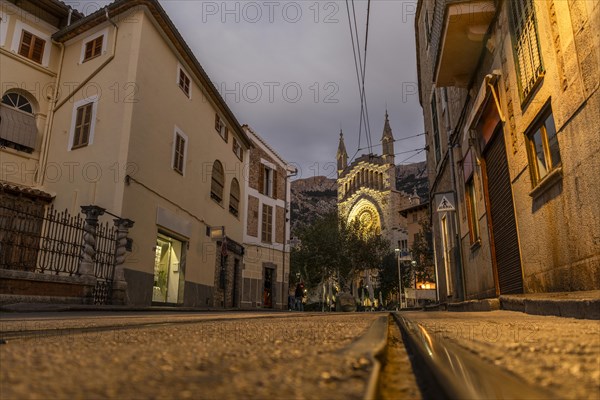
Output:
[[2, 92, 33, 113], [210, 160, 225, 203], [229, 178, 240, 216], [0, 91, 36, 153]]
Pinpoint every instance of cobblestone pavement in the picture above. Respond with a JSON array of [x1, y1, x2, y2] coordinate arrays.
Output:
[[0, 313, 380, 400], [402, 310, 600, 400]]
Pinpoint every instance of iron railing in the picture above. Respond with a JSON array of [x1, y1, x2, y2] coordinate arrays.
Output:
[[0, 202, 121, 304]]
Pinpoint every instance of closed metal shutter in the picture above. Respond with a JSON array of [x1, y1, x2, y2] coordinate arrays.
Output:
[[484, 130, 523, 294]]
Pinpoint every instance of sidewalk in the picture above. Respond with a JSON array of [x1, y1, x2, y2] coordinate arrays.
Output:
[[446, 290, 600, 319], [0, 302, 290, 313]]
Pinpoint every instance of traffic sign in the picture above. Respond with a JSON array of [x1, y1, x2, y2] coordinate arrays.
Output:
[[434, 192, 456, 212]]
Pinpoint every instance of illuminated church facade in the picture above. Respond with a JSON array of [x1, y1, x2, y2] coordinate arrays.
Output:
[[336, 113, 416, 253]]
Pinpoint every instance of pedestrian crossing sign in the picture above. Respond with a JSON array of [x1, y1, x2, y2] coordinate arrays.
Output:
[[435, 193, 456, 212]]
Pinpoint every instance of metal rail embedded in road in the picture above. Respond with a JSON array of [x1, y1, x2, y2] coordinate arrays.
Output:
[[391, 312, 553, 399]]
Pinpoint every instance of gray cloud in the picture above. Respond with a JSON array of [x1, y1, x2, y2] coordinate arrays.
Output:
[[73, 1, 425, 179]]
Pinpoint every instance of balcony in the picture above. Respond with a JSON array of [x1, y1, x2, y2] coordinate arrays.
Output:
[[434, 1, 496, 87]]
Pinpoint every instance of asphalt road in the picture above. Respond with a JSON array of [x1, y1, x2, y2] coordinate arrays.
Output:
[[0, 312, 382, 400], [1, 310, 598, 399]]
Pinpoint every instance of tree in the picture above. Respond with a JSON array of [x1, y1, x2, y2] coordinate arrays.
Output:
[[290, 212, 390, 292], [377, 253, 413, 306]]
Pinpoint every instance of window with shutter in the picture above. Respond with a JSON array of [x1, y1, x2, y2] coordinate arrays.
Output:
[[510, 0, 544, 101], [18, 30, 45, 64], [172, 132, 186, 174], [272, 169, 278, 199], [229, 178, 240, 216], [72, 103, 93, 149], [214, 114, 228, 142], [261, 204, 273, 243], [232, 138, 243, 161], [83, 36, 103, 62], [260, 165, 274, 197], [211, 160, 225, 203], [178, 68, 191, 97]]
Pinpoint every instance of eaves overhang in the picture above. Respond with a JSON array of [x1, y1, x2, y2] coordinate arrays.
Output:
[[52, 0, 252, 149], [6, 0, 84, 28], [434, 1, 496, 87]]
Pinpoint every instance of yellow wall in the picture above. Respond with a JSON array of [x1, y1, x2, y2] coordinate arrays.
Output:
[[0, 0, 61, 186], [38, 8, 247, 291]]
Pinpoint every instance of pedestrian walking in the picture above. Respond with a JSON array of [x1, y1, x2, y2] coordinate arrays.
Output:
[[295, 282, 304, 311]]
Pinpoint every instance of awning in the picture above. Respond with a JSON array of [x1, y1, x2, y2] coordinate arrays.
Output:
[[0, 104, 37, 150]]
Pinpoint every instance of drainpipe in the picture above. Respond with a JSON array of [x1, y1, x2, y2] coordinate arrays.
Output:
[[39, 10, 119, 186], [36, 40, 65, 187], [448, 138, 465, 301], [53, 9, 118, 112], [281, 167, 298, 309], [67, 7, 73, 26]]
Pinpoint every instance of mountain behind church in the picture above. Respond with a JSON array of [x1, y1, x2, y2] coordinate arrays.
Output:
[[290, 161, 429, 236]]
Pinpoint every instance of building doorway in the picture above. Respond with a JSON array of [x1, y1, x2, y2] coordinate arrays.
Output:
[[232, 258, 240, 308], [263, 267, 274, 308], [483, 126, 523, 294], [152, 234, 184, 304]]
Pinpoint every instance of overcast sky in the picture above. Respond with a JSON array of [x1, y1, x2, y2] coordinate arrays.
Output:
[[76, 1, 425, 180]]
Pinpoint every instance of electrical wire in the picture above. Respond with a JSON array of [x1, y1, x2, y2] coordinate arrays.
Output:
[[345, 0, 373, 153], [351, 0, 373, 152], [345, 0, 364, 151], [357, 133, 426, 152]]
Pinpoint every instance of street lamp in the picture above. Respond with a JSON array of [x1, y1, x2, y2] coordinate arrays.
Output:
[[395, 249, 403, 310]]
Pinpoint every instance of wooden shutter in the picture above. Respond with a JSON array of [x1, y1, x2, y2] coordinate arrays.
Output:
[[31, 37, 45, 63], [258, 166, 265, 195], [272, 169, 278, 199]]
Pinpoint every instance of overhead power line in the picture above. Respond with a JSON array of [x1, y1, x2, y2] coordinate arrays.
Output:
[[357, 133, 426, 152], [345, 0, 373, 153]]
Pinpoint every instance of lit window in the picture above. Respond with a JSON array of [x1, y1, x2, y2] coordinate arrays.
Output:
[[261, 204, 273, 243], [172, 131, 186, 175], [211, 160, 225, 203], [214, 114, 228, 142], [509, 0, 544, 101], [18, 30, 45, 64], [526, 107, 561, 186], [72, 103, 93, 149], [232, 137, 243, 161], [178, 68, 191, 97], [229, 178, 240, 217], [83, 35, 103, 62]]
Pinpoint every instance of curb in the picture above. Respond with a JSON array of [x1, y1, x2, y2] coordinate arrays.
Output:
[[445, 295, 599, 319], [0, 303, 287, 313], [447, 298, 500, 312], [500, 296, 600, 320]]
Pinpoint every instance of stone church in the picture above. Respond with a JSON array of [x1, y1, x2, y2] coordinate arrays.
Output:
[[336, 113, 415, 252]]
